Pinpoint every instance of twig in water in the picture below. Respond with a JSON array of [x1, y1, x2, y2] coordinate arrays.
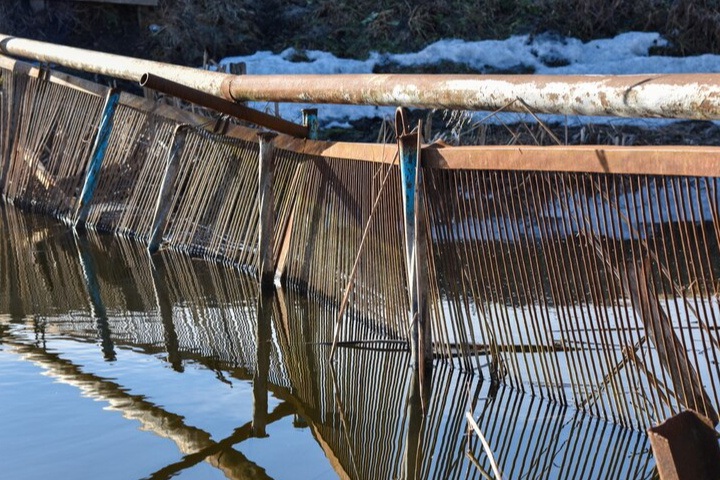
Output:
[[466, 412, 504, 480]]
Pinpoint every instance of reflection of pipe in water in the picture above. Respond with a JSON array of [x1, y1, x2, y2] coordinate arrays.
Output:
[[0, 326, 286, 480], [74, 233, 115, 361]]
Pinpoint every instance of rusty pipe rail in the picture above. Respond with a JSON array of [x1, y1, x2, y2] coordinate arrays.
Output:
[[2, 33, 720, 120], [221, 74, 720, 120], [140, 73, 309, 138]]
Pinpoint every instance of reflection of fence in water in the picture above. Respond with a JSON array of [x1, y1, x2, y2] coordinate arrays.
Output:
[[0, 205, 87, 316], [0, 224, 655, 479], [1, 57, 719, 431], [466, 385, 654, 479]]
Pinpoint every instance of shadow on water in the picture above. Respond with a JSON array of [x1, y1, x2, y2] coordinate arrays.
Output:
[[0, 204, 655, 479]]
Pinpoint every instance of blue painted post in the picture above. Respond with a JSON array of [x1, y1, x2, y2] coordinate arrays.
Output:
[[398, 129, 431, 371], [302, 108, 319, 140], [74, 88, 120, 229]]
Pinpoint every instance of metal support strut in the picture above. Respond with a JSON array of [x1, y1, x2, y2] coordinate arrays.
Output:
[[74, 88, 120, 229], [258, 132, 277, 290], [396, 108, 431, 370], [148, 125, 189, 254]]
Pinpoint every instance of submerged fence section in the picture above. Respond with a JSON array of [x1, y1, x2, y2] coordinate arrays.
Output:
[[0, 207, 657, 478], [1, 56, 720, 431]]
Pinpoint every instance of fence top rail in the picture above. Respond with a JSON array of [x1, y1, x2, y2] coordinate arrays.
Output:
[[2, 33, 720, 120], [2, 54, 720, 178]]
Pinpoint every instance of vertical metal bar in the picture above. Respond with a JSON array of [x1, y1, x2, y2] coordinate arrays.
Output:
[[398, 128, 430, 370], [258, 132, 277, 289], [73, 88, 120, 229], [147, 125, 189, 254], [302, 108, 319, 140], [414, 131, 431, 372]]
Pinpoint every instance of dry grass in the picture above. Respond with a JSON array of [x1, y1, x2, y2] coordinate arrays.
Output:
[[138, 0, 258, 64]]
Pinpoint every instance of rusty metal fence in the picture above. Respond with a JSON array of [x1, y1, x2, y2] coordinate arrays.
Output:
[[1, 54, 720, 432]]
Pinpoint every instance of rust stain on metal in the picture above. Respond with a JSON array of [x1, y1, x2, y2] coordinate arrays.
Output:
[[648, 410, 720, 480]]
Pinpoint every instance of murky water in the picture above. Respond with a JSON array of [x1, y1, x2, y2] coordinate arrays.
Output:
[[0, 204, 655, 480]]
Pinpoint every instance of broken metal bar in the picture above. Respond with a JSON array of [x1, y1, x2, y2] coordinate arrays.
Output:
[[627, 260, 719, 426]]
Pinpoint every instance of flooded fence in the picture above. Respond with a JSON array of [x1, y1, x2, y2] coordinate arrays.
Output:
[[0, 209, 656, 479], [1, 35, 720, 440]]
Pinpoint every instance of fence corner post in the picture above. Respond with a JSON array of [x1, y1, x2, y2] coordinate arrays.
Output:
[[398, 126, 431, 371], [73, 88, 120, 230], [258, 131, 277, 290], [302, 108, 319, 140], [148, 125, 189, 254]]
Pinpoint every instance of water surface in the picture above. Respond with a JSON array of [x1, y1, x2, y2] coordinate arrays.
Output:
[[0, 205, 654, 479]]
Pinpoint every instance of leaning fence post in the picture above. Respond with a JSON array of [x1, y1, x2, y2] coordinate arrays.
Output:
[[258, 131, 277, 289], [147, 125, 189, 254], [398, 126, 431, 370], [73, 88, 120, 229], [302, 108, 319, 140]]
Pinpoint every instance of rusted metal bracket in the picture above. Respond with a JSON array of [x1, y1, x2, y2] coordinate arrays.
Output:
[[301, 108, 319, 140], [38, 62, 51, 82], [140, 73, 309, 138], [212, 115, 231, 135], [649, 410, 720, 480]]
